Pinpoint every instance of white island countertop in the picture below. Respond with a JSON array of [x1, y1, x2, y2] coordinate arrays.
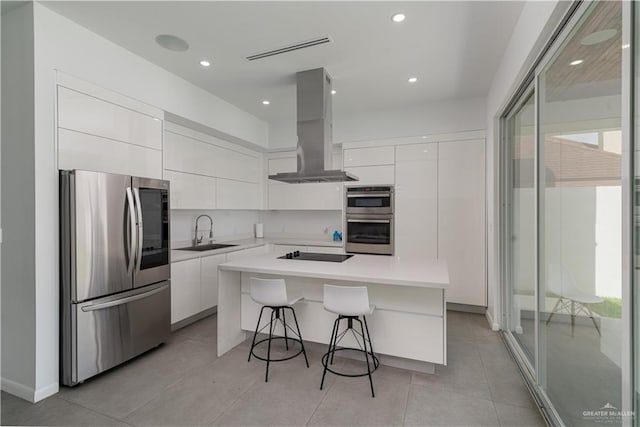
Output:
[[219, 253, 449, 289]]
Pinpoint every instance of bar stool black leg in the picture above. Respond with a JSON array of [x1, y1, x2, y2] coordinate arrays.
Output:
[[281, 308, 289, 351], [248, 306, 266, 362], [363, 315, 378, 369], [320, 317, 339, 390], [288, 307, 309, 368], [330, 316, 342, 365], [358, 317, 375, 398], [265, 308, 276, 382]]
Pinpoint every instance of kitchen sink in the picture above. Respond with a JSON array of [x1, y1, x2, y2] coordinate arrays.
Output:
[[176, 243, 238, 252]]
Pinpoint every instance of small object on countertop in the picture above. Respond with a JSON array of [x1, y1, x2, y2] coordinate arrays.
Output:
[[255, 223, 264, 239], [333, 231, 342, 242]]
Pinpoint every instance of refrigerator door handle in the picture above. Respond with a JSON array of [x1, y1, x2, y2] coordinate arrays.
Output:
[[126, 187, 137, 275], [80, 283, 168, 312], [133, 187, 144, 272]]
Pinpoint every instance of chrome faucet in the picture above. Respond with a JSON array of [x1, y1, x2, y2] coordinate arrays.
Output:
[[194, 214, 214, 245]]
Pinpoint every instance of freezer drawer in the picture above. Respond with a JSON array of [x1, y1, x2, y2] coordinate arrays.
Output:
[[62, 281, 170, 386]]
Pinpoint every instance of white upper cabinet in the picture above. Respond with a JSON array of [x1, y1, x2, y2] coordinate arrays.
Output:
[[437, 139, 486, 306], [395, 143, 438, 259], [57, 86, 162, 150], [343, 146, 395, 186], [164, 129, 260, 183], [266, 153, 342, 210], [163, 170, 216, 210], [216, 178, 259, 210], [163, 123, 263, 210], [343, 146, 394, 167], [59, 129, 162, 179], [56, 76, 163, 178]]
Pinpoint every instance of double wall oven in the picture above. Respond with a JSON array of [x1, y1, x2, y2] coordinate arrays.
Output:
[[345, 186, 394, 255]]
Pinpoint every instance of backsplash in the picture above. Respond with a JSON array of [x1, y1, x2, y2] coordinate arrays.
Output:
[[170, 210, 343, 243], [170, 210, 261, 243], [260, 210, 342, 241]]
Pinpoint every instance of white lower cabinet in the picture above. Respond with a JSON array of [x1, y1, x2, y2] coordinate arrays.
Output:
[[171, 258, 202, 324], [200, 254, 226, 311]]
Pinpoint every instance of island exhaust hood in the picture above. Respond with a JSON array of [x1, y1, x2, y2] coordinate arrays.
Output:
[[268, 68, 358, 184]]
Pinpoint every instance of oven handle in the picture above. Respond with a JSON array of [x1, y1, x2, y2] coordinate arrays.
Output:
[[347, 219, 391, 223], [347, 194, 391, 198]]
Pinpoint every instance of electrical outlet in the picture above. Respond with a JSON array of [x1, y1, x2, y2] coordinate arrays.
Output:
[[323, 227, 329, 234]]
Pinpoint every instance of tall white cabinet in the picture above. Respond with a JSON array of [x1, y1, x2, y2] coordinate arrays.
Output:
[[437, 139, 486, 306], [395, 143, 438, 259]]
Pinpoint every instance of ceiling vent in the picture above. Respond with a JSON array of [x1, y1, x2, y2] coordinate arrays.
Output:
[[245, 36, 332, 61]]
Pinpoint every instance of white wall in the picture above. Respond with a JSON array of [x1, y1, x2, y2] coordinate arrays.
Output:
[[1, 3, 38, 400], [269, 97, 487, 149], [485, 0, 568, 329]]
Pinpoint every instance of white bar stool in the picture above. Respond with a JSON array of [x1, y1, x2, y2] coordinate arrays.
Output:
[[247, 277, 309, 382], [320, 284, 379, 397]]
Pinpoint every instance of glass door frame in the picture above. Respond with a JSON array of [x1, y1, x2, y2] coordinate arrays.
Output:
[[499, 0, 635, 424], [501, 82, 537, 382]]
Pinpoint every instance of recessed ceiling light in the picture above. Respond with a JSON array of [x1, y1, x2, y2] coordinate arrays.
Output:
[[581, 29, 617, 46], [408, 77, 418, 83], [391, 13, 406, 23], [570, 59, 584, 66], [199, 60, 211, 67], [155, 34, 189, 52], [331, 89, 337, 95], [421, 135, 428, 139], [262, 100, 270, 105], [622, 43, 630, 49]]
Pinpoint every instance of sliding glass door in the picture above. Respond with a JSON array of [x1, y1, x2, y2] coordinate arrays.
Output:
[[538, 1, 623, 423], [502, 1, 632, 425]]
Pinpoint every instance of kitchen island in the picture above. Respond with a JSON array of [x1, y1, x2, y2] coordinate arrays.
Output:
[[217, 253, 449, 372]]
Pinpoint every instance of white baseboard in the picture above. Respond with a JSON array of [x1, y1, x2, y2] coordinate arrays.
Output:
[[1, 377, 59, 403], [485, 309, 500, 331], [1, 377, 36, 402], [34, 382, 59, 402]]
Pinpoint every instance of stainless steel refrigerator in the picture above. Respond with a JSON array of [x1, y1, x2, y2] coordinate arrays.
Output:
[[60, 170, 171, 386]]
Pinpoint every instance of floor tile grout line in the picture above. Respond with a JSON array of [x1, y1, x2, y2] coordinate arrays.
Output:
[[49, 396, 136, 427], [401, 382, 411, 426], [208, 373, 260, 426], [304, 368, 340, 426]]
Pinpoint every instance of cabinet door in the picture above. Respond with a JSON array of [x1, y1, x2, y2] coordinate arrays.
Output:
[[438, 140, 486, 306], [171, 258, 201, 324], [163, 170, 216, 210], [200, 254, 226, 311], [344, 165, 395, 186], [58, 86, 162, 150], [58, 128, 162, 179], [216, 179, 259, 209], [395, 144, 438, 259], [343, 146, 394, 167]]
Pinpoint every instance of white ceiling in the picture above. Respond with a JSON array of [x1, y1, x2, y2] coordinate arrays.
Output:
[[42, 1, 524, 124]]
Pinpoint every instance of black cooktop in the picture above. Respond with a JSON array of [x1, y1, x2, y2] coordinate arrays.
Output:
[[277, 252, 353, 263]]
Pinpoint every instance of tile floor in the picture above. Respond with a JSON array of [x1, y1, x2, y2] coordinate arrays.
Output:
[[1, 311, 544, 426]]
